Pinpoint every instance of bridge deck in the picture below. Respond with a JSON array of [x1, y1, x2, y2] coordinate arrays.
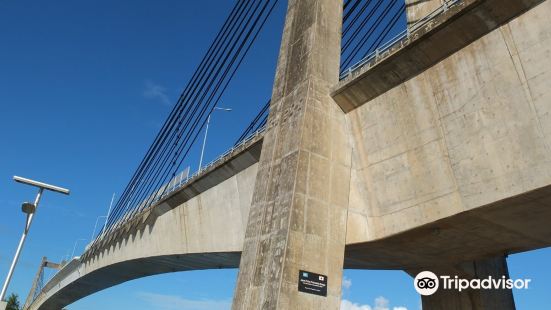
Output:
[[332, 0, 546, 112]]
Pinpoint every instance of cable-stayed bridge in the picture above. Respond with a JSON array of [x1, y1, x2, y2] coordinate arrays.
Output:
[[26, 0, 551, 309]]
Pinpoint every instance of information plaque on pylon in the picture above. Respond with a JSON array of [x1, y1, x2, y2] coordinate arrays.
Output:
[[298, 270, 327, 297]]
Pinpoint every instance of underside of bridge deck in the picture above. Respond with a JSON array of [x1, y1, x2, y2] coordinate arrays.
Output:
[[36, 253, 240, 310], [344, 183, 551, 270]]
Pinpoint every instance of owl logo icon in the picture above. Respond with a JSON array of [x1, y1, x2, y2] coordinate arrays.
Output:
[[414, 271, 439, 296]]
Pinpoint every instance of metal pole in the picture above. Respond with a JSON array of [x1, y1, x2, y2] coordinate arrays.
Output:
[[62, 250, 70, 265], [197, 107, 231, 172], [90, 216, 107, 243], [0, 188, 43, 301], [71, 239, 86, 259], [100, 193, 115, 238], [198, 114, 211, 171]]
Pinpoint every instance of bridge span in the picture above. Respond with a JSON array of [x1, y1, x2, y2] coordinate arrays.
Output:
[[27, 0, 551, 309]]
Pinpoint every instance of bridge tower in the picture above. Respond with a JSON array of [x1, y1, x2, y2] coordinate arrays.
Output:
[[232, 0, 352, 308]]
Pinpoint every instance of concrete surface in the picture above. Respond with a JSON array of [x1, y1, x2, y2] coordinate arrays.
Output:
[[345, 184, 551, 270], [406, 0, 444, 28], [411, 256, 515, 310], [343, 0, 551, 270], [333, 0, 546, 112], [232, 0, 352, 308]]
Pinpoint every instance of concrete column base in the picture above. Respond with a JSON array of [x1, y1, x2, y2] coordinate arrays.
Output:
[[413, 256, 516, 310], [0, 300, 7, 310]]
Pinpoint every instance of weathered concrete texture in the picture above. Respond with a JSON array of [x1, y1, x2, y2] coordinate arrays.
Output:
[[344, 0, 551, 268], [345, 184, 551, 270], [406, 0, 444, 27], [413, 256, 515, 310], [30, 163, 258, 310], [333, 0, 546, 112], [232, 0, 351, 309]]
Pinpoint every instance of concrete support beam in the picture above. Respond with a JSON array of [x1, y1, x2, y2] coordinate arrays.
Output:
[[415, 256, 515, 310], [232, 0, 351, 309]]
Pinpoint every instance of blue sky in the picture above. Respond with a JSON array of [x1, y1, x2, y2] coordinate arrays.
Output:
[[0, 1, 550, 309]]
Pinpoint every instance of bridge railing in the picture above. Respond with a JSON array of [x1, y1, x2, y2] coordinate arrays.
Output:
[[339, 0, 461, 80], [90, 125, 267, 247], [148, 125, 266, 205]]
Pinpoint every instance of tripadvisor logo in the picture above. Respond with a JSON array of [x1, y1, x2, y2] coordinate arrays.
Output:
[[414, 271, 531, 296], [414, 271, 439, 296]]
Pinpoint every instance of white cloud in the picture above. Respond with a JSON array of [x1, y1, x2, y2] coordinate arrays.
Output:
[[342, 276, 352, 290], [374, 296, 390, 310], [341, 296, 407, 310], [138, 292, 230, 310], [143, 80, 171, 106], [341, 299, 373, 310]]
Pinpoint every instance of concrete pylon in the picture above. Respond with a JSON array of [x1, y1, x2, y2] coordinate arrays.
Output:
[[232, 0, 351, 309], [412, 256, 516, 310]]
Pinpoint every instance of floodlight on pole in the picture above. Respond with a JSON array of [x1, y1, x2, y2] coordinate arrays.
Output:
[[198, 107, 232, 171], [0, 176, 70, 303]]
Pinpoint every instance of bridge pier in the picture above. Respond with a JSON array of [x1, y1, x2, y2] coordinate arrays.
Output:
[[232, 0, 351, 309], [414, 256, 516, 310]]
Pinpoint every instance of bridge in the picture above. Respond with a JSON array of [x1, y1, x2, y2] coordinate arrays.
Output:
[[25, 0, 551, 309]]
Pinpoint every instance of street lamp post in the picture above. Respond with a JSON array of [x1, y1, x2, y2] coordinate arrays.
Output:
[[0, 176, 70, 307], [86, 193, 116, 253], [71, 238, 86, 259], [90, 216, 107, 244], [102, 193, 116, 235], [198, 107, 232, 171]]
